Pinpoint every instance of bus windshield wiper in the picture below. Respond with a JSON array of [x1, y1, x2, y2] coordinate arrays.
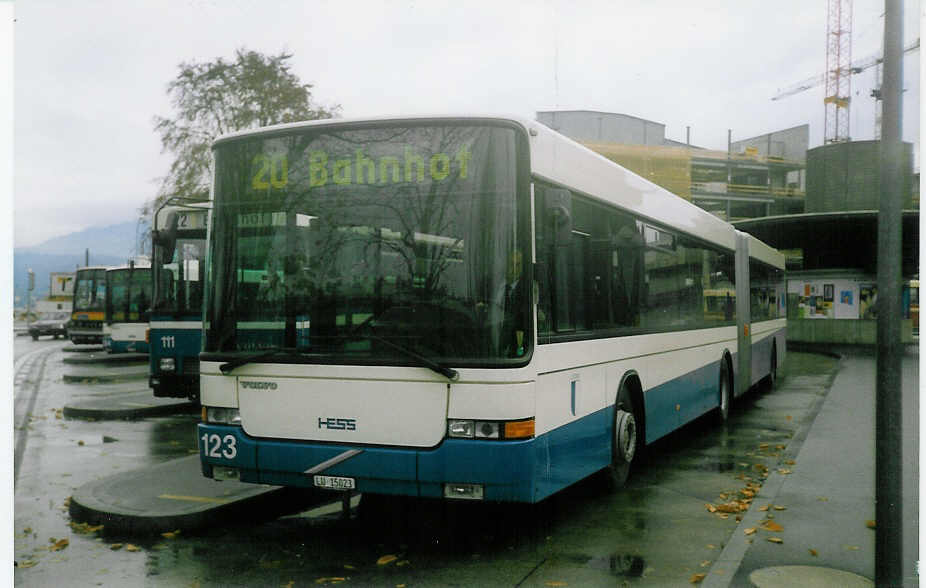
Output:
[[347, 318, 458, 381], [219, 347, 310, 374], [363, 333, 459, 381]]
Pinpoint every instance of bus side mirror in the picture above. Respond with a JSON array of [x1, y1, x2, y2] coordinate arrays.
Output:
[[153, 212, 179, 261]]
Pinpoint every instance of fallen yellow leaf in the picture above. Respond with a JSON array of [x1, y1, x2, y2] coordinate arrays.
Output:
[[690, 573, 706, 583], [777, 468, 792, 475], [161, 530, 181, 539], [809, 548, 819, 556], [759, 504, 770, 511], [744, 527, 757, 535], [126, 544, 140, 552], [773, 505, 787, 511], [767, 537, 783, 544], [377, 554, 398, 566], [545, 583, 568, 587], [110, 543, 123, 550], [700, 560, 711, 567], [762, 521, 784, 532], [866, 520, 876, 529], [50, 538, 69, 551], [705, 503, 717, 513]]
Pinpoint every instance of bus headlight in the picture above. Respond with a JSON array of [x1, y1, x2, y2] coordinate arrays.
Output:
[[159, 358, 176, 372], [203, 407, 241, 425], [448, 420, 474, 438]]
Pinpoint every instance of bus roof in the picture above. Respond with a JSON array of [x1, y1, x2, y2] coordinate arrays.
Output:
[[76, 266, 111, 272], [212, 114, 744, 251], [107, 259, 152, 272]]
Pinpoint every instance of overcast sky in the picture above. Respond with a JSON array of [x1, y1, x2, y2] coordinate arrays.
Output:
[[11, 0, 921, 248]]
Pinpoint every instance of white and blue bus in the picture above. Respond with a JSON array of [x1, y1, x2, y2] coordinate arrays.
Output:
[[149, 200, 209, 402], [197, 116, 785, 503], [102, 259, 152, 353]]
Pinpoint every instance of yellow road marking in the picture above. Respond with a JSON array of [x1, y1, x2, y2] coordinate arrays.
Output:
[[157, 494, 232, 504]]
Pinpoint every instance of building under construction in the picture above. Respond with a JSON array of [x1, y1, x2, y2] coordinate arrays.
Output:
[[536, 110, 807, 221]]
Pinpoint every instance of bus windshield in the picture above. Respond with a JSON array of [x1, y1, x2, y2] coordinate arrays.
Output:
[[154, 235, 206, 315], [74, 269, 106, 313], [205, 123, 529, 365], [107, 267, 152, 323]]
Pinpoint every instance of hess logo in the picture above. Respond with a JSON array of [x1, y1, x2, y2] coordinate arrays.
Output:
[[240, 381, 278, 390], [318, 417, 357, 431]]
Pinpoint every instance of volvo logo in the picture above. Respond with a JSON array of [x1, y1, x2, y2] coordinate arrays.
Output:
[[241, 381, 278, 390]]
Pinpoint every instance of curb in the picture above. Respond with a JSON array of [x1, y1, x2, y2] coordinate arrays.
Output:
[[62, 400, 195, 421], [63, 345, 105, 353], [63, 352, 148, 365], [68, 456, 333, 536], [63, 371, 148, 384]]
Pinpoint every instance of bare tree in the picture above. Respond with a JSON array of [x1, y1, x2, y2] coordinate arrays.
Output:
[[142, 47, 340, 221]]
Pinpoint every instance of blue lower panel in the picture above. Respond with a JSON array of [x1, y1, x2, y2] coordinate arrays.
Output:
[[643, 360, 721, 444], [198, 420, 609, 503]]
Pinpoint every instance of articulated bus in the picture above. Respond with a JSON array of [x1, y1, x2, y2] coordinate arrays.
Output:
[[197, 116, 786, 503], [69, 266, 109, 344], [149, 200, 209, 402], [102, 260, 152, 353]]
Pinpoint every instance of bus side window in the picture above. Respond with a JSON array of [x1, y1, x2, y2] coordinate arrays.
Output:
[[609, 215, 642, 328]]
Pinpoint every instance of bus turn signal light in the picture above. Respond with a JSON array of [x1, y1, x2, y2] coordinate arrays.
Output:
[[504, 418, 535, 439]]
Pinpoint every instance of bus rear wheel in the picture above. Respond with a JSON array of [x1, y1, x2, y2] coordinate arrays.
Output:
[[716, 360, 731, 423], [605, 385, 638, 488], [769, 345, 778, 389]]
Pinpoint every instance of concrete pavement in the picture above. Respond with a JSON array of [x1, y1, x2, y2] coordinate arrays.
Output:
[[704, 345, 918, 587]]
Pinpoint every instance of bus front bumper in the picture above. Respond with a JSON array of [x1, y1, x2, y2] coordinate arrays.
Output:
[[198, 423, 537, 502]]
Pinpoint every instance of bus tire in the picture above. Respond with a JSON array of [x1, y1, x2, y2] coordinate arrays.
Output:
[[605, 384, 638, 488], [769, 344, 778, 389], [716, 359, 731, 423]]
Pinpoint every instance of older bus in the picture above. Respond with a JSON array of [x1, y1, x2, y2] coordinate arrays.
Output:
[[69, 266, 108, 345], [149, 200, 209, 402], [197, 116, 785, 503]]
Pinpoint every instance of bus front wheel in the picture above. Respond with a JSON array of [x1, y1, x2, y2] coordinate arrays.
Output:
[[606, 385, 638, 488]]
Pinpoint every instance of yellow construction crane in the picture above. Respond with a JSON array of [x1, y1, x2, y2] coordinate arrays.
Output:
[[771, 37, 919, 138], [771, 38, 919, 100]]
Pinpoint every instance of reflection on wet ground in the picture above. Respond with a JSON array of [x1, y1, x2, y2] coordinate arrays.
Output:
[[15, 350, 841, 586]]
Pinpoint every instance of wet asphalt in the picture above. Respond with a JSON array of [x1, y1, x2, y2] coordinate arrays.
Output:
[[12, 335, 915, 586]]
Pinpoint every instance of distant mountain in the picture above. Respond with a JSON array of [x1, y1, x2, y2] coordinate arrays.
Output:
[[20, 220, 149, 258], [13, 220, 150, 308]]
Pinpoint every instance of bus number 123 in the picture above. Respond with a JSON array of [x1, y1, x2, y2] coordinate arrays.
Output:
[[201, 433, 237, 459]]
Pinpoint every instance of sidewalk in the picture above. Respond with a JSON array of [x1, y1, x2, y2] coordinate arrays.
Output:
[[705, 346, 918, 587]]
